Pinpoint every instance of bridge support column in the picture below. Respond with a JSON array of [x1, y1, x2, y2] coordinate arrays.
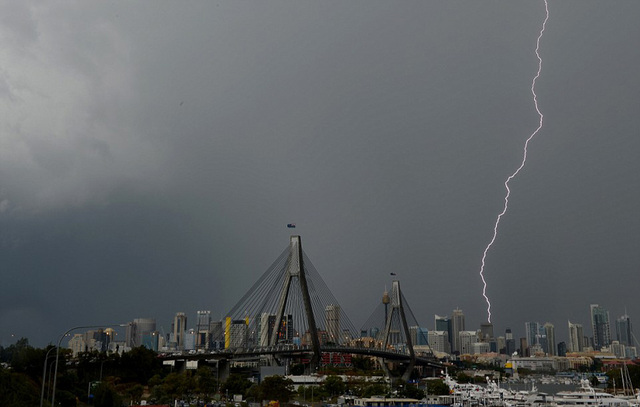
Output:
[[380, 280, 416, 382], [271, 236, 321, 370]]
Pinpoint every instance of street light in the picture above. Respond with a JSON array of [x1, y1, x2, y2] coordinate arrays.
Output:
[[40, 346, 58, 407], [51, 324, 127, 407]]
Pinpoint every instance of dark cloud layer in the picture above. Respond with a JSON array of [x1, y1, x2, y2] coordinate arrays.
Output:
[[1, 1, 639, 347]]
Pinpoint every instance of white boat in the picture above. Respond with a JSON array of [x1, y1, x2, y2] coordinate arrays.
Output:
[[554, 379, 633, 407]]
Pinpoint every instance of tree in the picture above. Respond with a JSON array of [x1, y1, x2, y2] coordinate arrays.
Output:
[[258, 376, 295, 402], [425, 379, 450, 396], [222, 373, 252, 398], [323, 375, 346, 398]]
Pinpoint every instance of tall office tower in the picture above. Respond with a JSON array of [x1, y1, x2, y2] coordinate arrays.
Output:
[[277, 314, 294, 343], [568, 321, 584, 352], [616, 314, 633, 346], [590, 304, 611, 350], [259, 313, 276, 346], [505, 328, 515, 355], [196, 310, 211, 349], [172, 312, 187, 350], [480, 323, 494, 342], [435, 315, 453, 351], [428, 331, 450, 353], [126, 318, 157, 349], [525, 322, 541, 347], [458, 331, 477, 355], [497, 336, 506, 354], [452, 308, 465, 354], [544, 323, 556, 356], [229, 319, 247, 348], [210, 321, 224, 349], [557, 341, 567, 357], [519, 337, 529, 356], [326, 304, 341, 344]]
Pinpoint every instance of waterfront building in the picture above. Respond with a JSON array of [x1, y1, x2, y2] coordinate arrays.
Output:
[[590, 304, 611, 350], [451, 308, 465, 354]]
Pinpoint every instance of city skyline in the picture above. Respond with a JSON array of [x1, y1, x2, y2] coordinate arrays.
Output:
[[1, 2, 639, 348]]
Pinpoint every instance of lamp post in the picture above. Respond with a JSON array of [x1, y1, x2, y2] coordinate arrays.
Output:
[[40, 346, 58, 407], [51, 324, 126, 407]]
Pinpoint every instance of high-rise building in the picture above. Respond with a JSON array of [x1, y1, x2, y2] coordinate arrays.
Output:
[[326, 304, 341, 344], [259, 313, 276, 347], [544, 323, 556, 356], [409, 326, 429, 346], [519, 337, 529, 356], [505, 328, 515, 355], [458, 330, 477, 355], [452, 308, 465, 354], [126, 318, 156, 349], [229, 319, 247, 348], [435, 315, 452, 352], [616, 314, 632, 346], [557, 341, 567, 357], [480, 323, 494, 342], [172, 312, 187, 350], [196, 310, 211, 350], [590, 304, 611, 350], [428, 331, 449, 353], [525, 322, 540, 348], [568, 321, 584, 353]]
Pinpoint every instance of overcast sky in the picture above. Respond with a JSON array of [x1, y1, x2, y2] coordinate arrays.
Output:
[[1, 1, 639, 348]]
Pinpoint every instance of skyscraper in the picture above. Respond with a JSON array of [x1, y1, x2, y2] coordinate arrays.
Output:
[[326, 304, 341, 344], [544, 322, 555, 356], [452, 308, 465, 354], [505, 327, 515, 355], [568, 321, 584, 352], [196, 310, 211, 350], [616, 314, 633, 346], [172, 312, 187, 350], [590, 304, 611, 350], [435, 315, 452, 352], [525, 322, 541, 348]]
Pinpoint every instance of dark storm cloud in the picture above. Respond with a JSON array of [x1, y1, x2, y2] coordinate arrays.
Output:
[[1, 1, 639, 347]]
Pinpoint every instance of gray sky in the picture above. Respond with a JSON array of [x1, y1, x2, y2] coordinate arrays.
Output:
[[1, 1, 639, 348]]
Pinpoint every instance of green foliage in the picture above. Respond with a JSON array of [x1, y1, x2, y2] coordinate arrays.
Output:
[[93, 381, 123, 407], [606, 365, 640, 390], [256, 375, 295, 402], [456, 372, 473, 383], [425, 379, 450, 396], [394, 379, 424, 399], [290, 363, 306, 375], [222, 373, 253, 398], [0, 367, 42, 407], [351, 356, 375, 372], [323, 375, 346, 398]]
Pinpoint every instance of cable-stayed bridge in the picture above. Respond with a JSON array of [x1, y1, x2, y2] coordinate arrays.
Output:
[[162, 236, 443, 380]]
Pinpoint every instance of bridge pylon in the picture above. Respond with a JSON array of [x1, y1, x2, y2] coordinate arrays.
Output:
[[271, 235, 321, 369], [380, 280, 416, 381]]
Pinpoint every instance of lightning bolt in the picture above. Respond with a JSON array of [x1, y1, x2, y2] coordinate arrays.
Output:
[[479, 0, 549, 323]]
